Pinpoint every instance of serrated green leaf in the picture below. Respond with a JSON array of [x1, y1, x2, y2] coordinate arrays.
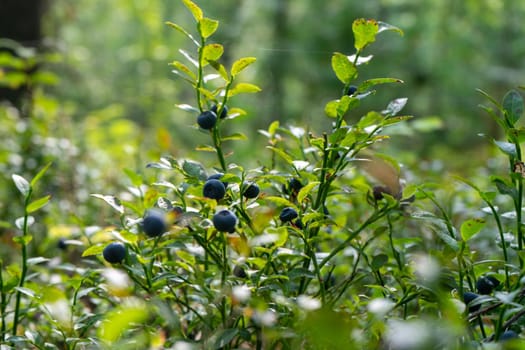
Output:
[[228, 82, 261, 97], [352, 18, 379, 51], [198, 17, 219, 39], [170, 61, 196, 80], [297, 182, 320, 204], [503, 90, 523, 125], [460, 218, 486, 241], [202, 44, 224, 64], [359, 78, 403, 91], [182, 0, 203, 21], [91, 194, 124, 214], [331, 52, 357, 84], [26, 195, 51, 213], [12, 174, 30, 197], [82, 244, 104, 257], [165, 21, 200, 46], [231, 57, 256, 77]]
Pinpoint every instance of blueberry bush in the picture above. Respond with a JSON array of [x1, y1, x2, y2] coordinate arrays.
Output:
[[2, 1, 525, 349]]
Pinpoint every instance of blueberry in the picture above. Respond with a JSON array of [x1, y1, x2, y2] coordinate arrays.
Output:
[[347, 85, 358, 96], [463, 292, 481, 312], [213, 209, 237, 232], [233, 265, 247, 278], [476, 276, 500, 295], [203, 179, 226, 200], [143, 208, 168, 237], [293, 218, 304, 229], [288, 178, 303, 193], [500, 330, 519, 342], [280, 207, 298, 223], [208, 173, 228, 188], [211, 104, 228, 119], [243, 182, 260, 199], [103, 242, 127, 264], [197, 110, 217, 130], [58, 238, 67, 250]]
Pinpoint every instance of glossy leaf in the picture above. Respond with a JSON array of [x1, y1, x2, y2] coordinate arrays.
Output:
[[493, 140, 517, 158], [91, 194, 124, 214], [12, 174, 30, 197]]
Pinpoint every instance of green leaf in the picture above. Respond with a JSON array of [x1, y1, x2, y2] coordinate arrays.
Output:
[[382, 98, 408, 116], [503, 90, 524, 125], [26, 195, 51, 213], [82, 244, 104, 257], [91, 194, 124, 214], [182, 160, 207, 180], [12, 174, 30, 197], [358, 111, 383, 129], [460, 218, 486, 241], [98, 301, 149, 342], [213, 329, 239, 349], [182, 0, 203, 21], [202, 44, 224, 64], [266, 146, 293, 164], [324, 100, 339, 118], [165, 21, 200, 46], [491, 176, 518, 200], [30, 162, 52, 187], [221, 132, 248, 141], [371, 254, 388, 270], [331, 52, 357, 84], [336, 95, 358, 117], [352, 18, 379, 51], [493, 140, 517, 158], [208, 60, 229, 81], [13, 235, 32, 245], [228, 82, 261, 97], [198, 17, 219, 39], [170, 60, 196, 81], [297, 181, 320, 204], [359, 78, 403, 91], [231, 57, 257, 77]]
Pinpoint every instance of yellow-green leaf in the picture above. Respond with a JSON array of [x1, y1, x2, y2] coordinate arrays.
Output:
[[182, 0, 203, 21], [198, 17, 219, 39], [170, 60, 196, 80], [460, 218, 486, 241], [297, 182, 320, 204], [98, 301, 149, 342], [352, 18, 379, 51], [208, 60, 229, 81], [82, 244, 104, 257], [202, 44, 224, 64], [331, 52, 357, 84], [231, 57, 256, 77], [165, 21, 200, 47], [27, 195, 51, 213], [228, 83, 261, 97]]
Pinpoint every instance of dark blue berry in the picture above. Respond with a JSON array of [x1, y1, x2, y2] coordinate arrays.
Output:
[[476, 276, 500, 295], [500, 330, 519, 342], [143, 209, 168, 237], [347, 85, 358, 96], [58, 238, 67, 250], [288, 178, 303, 193], [203, 179, 226, 200], [463, 292, 481, 312], [211, 104, 228, 119], [280, 207, 298, 223], [243, 182, 260, 199], [197, 110, 217, 130], [213, 209, 237, 232], [208, 173, 228, 188], [103, 242, 127, 264], [233, 265, 247, 278]]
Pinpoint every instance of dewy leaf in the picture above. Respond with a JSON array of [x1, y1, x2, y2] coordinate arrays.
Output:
[[331, 52, 357, 84], [352, 18, 379, 51], [91, 194, 124, 214], [460, 218, 486, 241], [198, 17, 219, 39], [182, 0, 203, 21], [231, 57, 257, 77], [503, 90, 524, 125], [12, 174, 30, 197]]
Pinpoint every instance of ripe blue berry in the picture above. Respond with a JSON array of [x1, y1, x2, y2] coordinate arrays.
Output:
[[103, 242, 126, 264], [208, 173, 228, 188], [243, 182, 260, 199], [476, 276, 500, 295], [288, 178, 303, 193], [203, 179, 226, 200], [58, 238, 67, 250], [347, 85, 358, 96], [500, 330, 518, 342], [463, 292, 481, 312], [213, 209, 237, 232], [211, 104, 228, 119], [197, 110, 217, 130], [280, 207, 298, 222], [143, 209, 168, 237]]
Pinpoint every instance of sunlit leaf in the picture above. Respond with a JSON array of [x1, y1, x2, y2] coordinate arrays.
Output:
[[352, 18, 379, 51], [377, 21, 404, 35], [26, 195, 51, 213], [228, 82, 261, 97], [165, 21, 200, 46], [91, 194, 124, 214], [170, 61, 196, 80], [493, 140, 517, 158], [359, 78, 403, 91], [460, 218, 486, 241], [182, 0, 203, 21], [331, 52, 357, 84], [202, 44, 223, 64], [231, 57, 256, 77], [198, 17, 219, 39], [82, 244, 104, 257], [30, 162, 52, 187], [12, 174, 30, 197], [98, 300, 149, 342], [297, 181, 320, 203], [382, 98, 408, 116]]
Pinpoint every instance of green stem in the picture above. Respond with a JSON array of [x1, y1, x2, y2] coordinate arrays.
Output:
[[12, 188, 33, 336], [0, 261, 5, 343]]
